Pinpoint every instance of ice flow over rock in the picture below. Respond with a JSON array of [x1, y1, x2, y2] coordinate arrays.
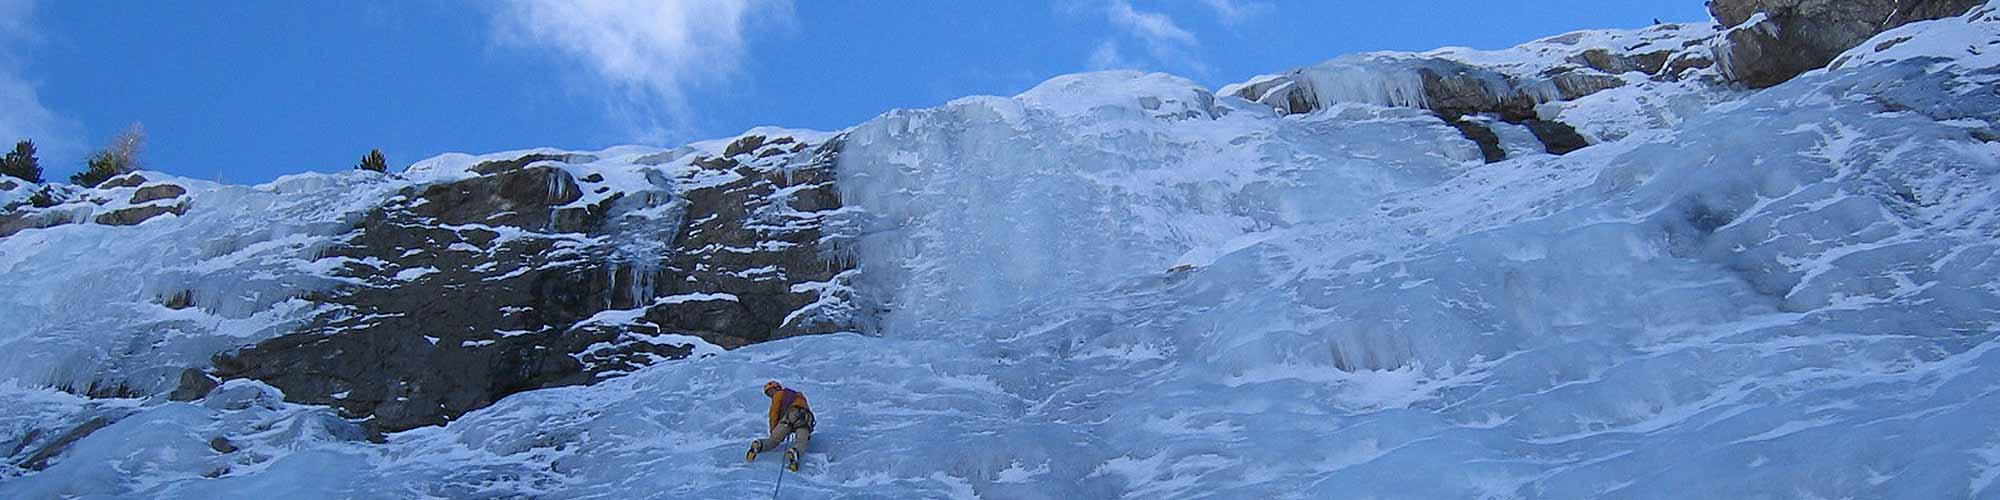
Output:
[[5, 4, 2000, 499]]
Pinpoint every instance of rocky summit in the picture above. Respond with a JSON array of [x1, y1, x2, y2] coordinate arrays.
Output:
[[4, 1, 2000, 498]]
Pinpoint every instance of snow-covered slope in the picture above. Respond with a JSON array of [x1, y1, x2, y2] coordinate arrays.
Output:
[[6, 3, 2000, 499]]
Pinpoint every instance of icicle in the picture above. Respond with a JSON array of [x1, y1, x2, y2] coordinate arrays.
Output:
[[1295, 60, 1433, 110]]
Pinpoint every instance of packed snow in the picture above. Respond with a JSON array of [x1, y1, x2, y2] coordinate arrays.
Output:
[[5, 4, 2000, 499]]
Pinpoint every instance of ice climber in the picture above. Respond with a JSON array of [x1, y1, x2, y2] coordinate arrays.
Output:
[[747, 380, 815, 471]]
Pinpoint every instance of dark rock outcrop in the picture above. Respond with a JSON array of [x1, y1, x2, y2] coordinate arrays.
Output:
[[211, 134, 857, 434], [1445, 118, 1506, 163], [1709, 0, 1984, 88], [635, 136, 855, 344], [1228, 76, 1318, 116], [1576, 47, 1672, 75], [1416, 67, 1546, 122], [98, 173, 148, 189], [1442, 116, 1593, 163], [129, 183, 186, 204], [94, 201, 188, 226], [1523, 119, 1591, 155], [168, 368, 219, 401], [0, 208, 81, 238]]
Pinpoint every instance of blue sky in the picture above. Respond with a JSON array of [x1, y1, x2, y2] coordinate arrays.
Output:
[[0, 0, 1708, 183]]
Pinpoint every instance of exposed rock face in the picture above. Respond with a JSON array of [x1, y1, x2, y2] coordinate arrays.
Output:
[[92, 201, 187, 226], [208, 133, 857, 434], [1414, 65, 1545, 121], [1709, 0, 1984, 87], [1227, 76, 1314, 116], [1445, 118, 1506, 163], [129, 183, 186, 204], [1441, 116, 1592, 163], [637, 136, 856, 343], [1524, 120, 1591, 155], [98, 173, 147, 189], [0, 208, 80, 238], [0, 181, 192, 235], [1577, 47, 1671, 75], [168, 368, 219, 402]]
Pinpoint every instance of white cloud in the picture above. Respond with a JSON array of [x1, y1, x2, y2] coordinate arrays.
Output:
[[1106, 0, 1198, 48], [1097, 0, 1207, 74], [0, 77, 64, 148], [1087, 40, 1132, 70], [0, 0, 80, 173], [1194, 0, 1271, 27], [489, 0, 793, 142]]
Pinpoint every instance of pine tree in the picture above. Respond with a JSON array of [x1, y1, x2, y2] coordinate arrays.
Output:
[[71, 123, 144, 187], [356, 149, 388, 173], [28, 186, 57, 208], [71, 152, 125, 188], [0, 139, 39, 183]]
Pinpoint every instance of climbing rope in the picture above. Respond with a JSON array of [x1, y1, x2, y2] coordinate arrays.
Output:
[[771, 457, 788, 500]]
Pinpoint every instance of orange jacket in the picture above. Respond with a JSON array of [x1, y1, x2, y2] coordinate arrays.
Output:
[[767, 388, 810, 430]]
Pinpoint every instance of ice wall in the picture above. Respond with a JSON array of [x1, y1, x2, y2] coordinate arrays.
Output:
[[837, 71, 1483, 335]]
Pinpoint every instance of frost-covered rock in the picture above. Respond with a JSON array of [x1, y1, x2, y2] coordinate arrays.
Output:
[[1224, 23, 1723, 160], [96, 172, 147, 189], [206, 131, 857, 433], [1709, 0, 1985, 87], [0, 207, 75, 238], [92, 201, 187, 226], [0, 176, 29, 208], [1224, 24, 1722, 113], [165, 369, 216, 402]]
